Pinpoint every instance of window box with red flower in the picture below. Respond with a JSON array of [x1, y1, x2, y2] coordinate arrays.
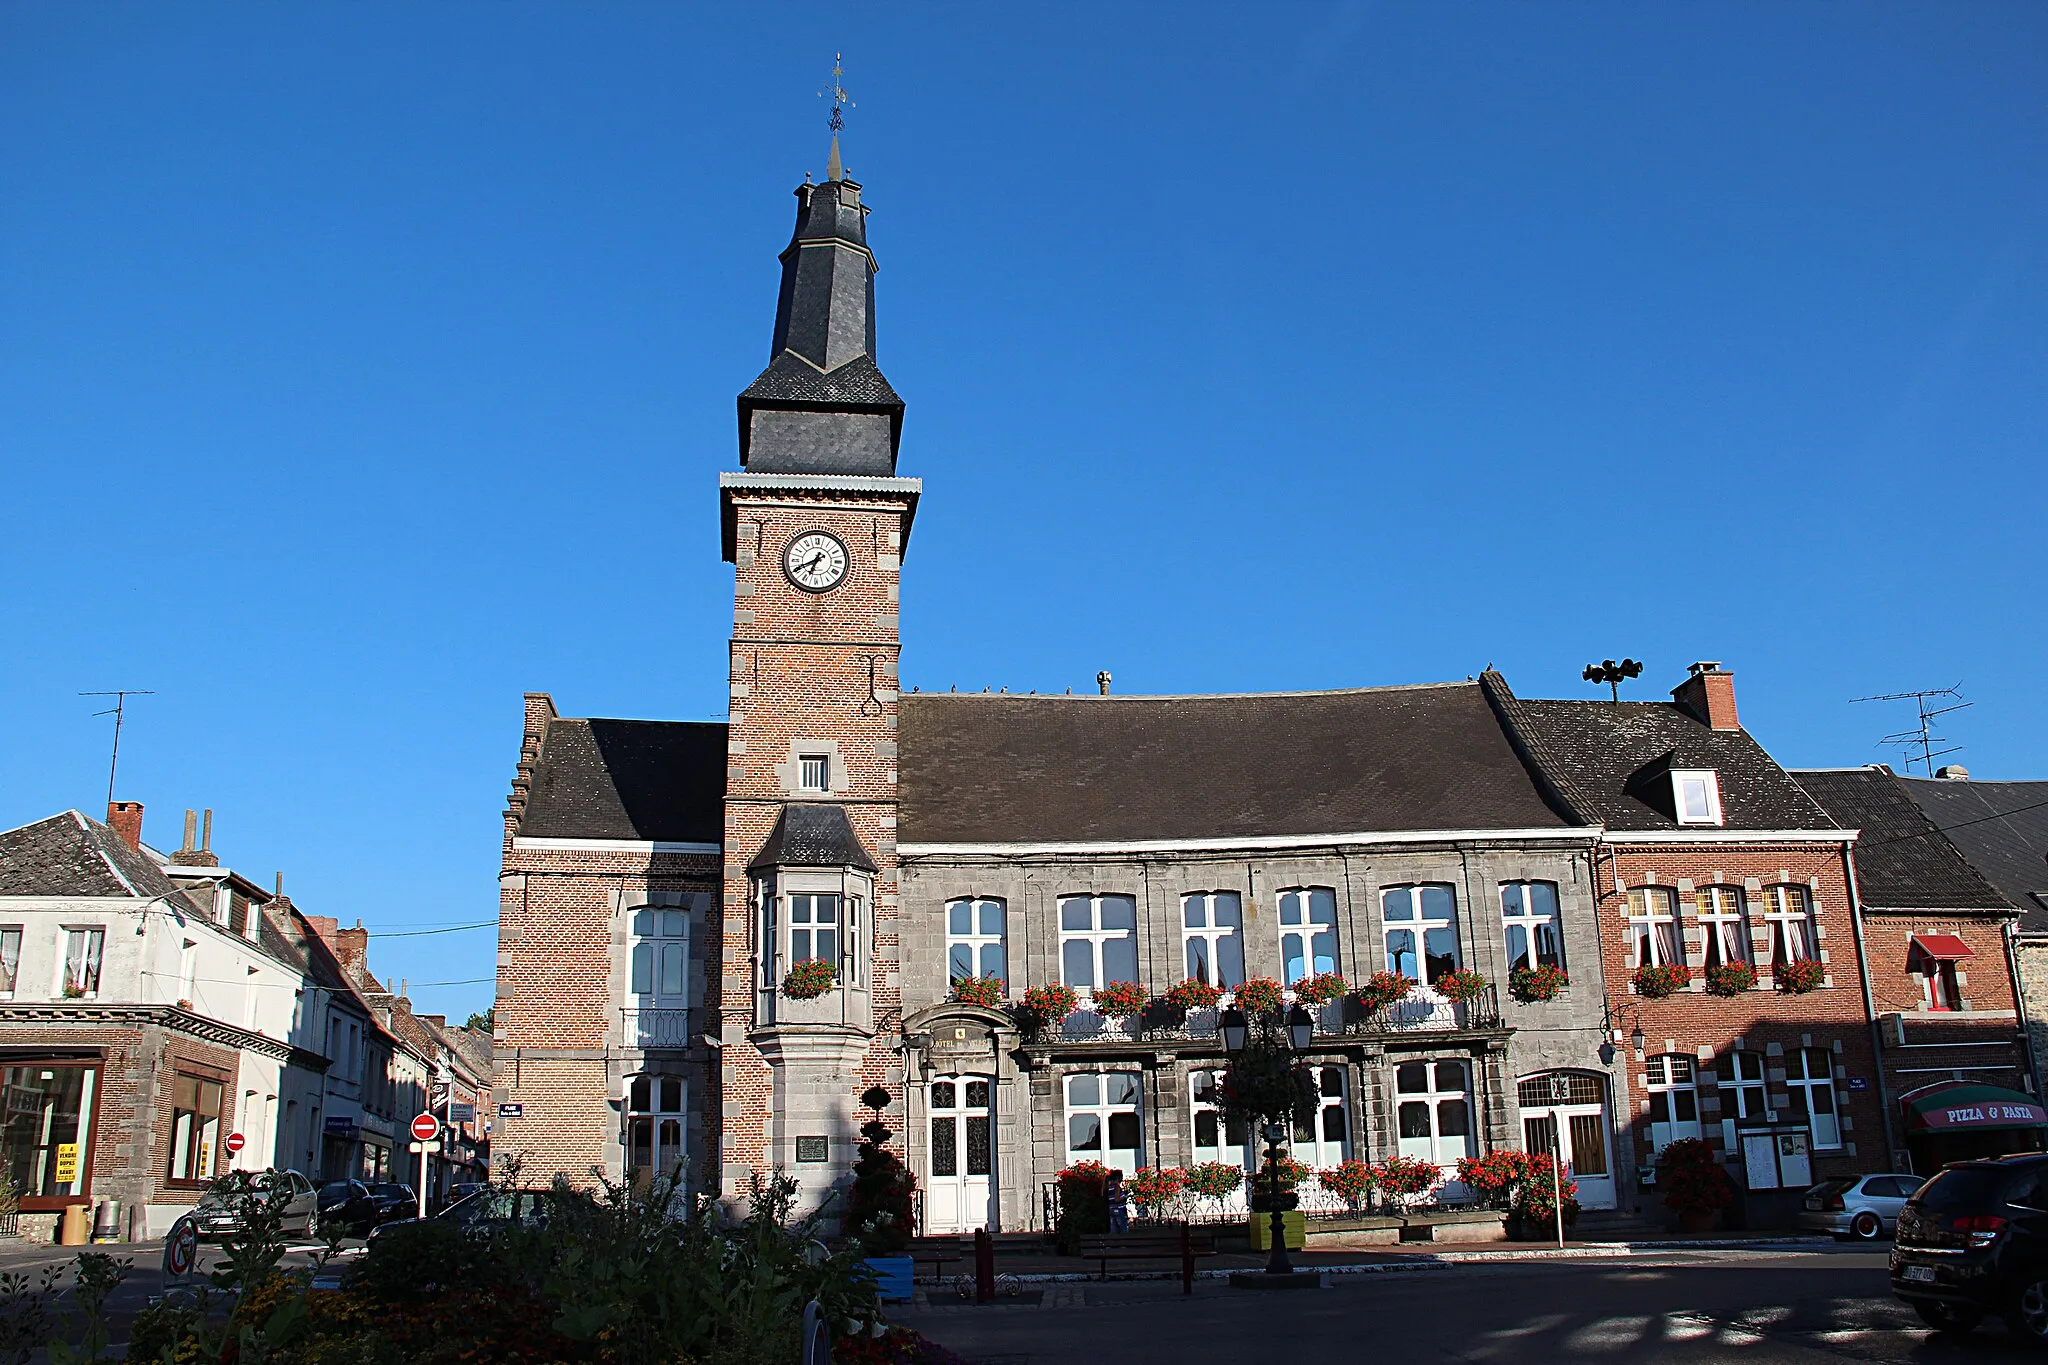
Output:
[[1632, 963, 1690, 999], [1775, 958, 1824, 993], [1354, 970, 1415, 1013], [1127, 1166, 1187, 1218], [782, 958, 837, 1000], [949, 975, 1007, 1008], [1293, 971, 1348, 1006], [1090, 980, 1150, 1018], [1163, 978, 1222, 1012], [1507, 963, 1568, 1004], [1372, 1154, 1444, 1210], [1703, 962, 1756, 997], [1433, 968, 1490, 1004], [1317, 1157, 1377, 1212], [1018, 982, 1080, 1032], [1232, 975, 1284, 1015]]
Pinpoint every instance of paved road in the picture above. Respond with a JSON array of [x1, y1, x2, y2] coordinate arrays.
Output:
[[900, 1247, 2040, 1365]]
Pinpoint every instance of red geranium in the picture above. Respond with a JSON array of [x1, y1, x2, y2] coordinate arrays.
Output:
[[950, 975, 1007, 1008], [782, 958, 837, 999], [1091, 980, 1150, 1017], [1508, 963, 1568, 1003], [1434, 968, 1491, 1003], [1633, 963, 1690, 999], [1355, 970, 1416, 1012], [1776, 958, 1824, 994], [1164, 978, 1223, 1011], [1021, 982, 1081, 1024], [1233, 976, 1284, 1015], [1293, 971, 1349, 1006]]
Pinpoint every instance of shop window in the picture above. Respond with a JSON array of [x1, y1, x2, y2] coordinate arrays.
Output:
[[1064, 1071, 1143, 1176], [1645, 1054, 1703, 1155], [1182, 892, 1246, 989], [946, 898, 1008, 984], [1, 1065, 97, 1198], [1501, 882, 1564, 972], [1383, 884, 1458, 985], [1278, 887, 1339, 986], [1785, 1048, 1842, 1149], [168, 1073, 226, 1183]]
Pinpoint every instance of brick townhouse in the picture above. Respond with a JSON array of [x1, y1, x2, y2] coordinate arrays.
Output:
[[1794, 766, 2033, 1172], [1485, 664, 1885, 1222]]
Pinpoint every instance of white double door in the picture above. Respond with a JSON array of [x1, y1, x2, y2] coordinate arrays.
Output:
[[926, 1074, 995, 1233], [1521, 1098, 1616, 1210]]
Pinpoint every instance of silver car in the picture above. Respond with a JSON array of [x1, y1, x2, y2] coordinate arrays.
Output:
[[1796, 1173, 1924, 1240]]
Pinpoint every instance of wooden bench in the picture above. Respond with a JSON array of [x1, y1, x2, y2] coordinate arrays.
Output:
[[1076, 1224, 1216, 1293], [907, 1234, 973, 1284]]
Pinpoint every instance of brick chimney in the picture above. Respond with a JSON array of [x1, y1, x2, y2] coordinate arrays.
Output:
[[106, 801, 144, 851], [332, 922, 369, 973], [1671, 661, 1740, 731]]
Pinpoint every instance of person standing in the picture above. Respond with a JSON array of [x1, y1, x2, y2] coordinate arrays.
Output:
[[1105, 1169, 1130, 1234]]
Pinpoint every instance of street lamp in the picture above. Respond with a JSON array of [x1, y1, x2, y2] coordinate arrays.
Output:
[[1220, 1003, 1313, 1278]]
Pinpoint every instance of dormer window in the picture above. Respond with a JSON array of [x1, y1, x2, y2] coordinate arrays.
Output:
[[1672, 770, 1723, 826], [799, 754, 830, 793]]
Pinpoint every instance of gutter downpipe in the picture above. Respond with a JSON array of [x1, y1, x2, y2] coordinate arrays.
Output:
[[2001, 920, 2042, 1097], [1841, 841, 1900, 1164]]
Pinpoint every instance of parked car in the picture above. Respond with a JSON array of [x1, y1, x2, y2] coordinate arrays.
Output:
[[315, 1180, 377, 1238], [365, 1182, 419, 1224], [368, 1187, 562, 1245], [1797, 1173, 1925, 1240], [1891, 1152, 2048, 1340], [440, 1181, 488, 1212], [194, 1170, 316, 1241]]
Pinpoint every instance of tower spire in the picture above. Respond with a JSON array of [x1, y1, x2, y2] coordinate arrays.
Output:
[[821, 53, 852, 182]]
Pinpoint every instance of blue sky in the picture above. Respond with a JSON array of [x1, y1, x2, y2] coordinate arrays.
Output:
[[3, 4, 2043, 1021]]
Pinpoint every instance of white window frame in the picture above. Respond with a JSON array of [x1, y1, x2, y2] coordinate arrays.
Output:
[[62, 926, 105, 998], [1500, 881, 1565, 972], [630, 906, 691, 1008], [1785, 1047, 1842, 1149], [1292, 1064, 1351, 1169], [945, 898, 1008, 985], [1645, 1054, 1703, 1154], [1761, 885, 1815, 965], [0, 926, 20, 999], [1717, 1050, 1768, 1151], [798, 753, 830, 793], [1696, 886, 1752, 969], [1189, 1069, 1253, 1172], [626, 1073, 688, 1183], [1057, 894, 1139, 999], [1382, 884, 1459, 985], [1278, 887, 1340, 986], [1625, 888, 1680, 969], [1181, 892, 1246, 989], [1063, 1070, 1144, 1176], [1672, 769, 1724, 826], [1394, 1059, 1473, 1171], [787, 893, 841, 972]]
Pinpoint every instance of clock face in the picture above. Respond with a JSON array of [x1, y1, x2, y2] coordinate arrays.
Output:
[[783, 531, 849, 592]]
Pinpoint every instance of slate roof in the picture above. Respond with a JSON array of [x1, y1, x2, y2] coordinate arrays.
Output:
[[0, 810, 205, 912], [896, 683, 1574, 846], [740, 352, 902, 410], [748, 804, 878, 872], [1899, 777, 2048, 931], [1482, 673, 1839, 834], [517, 718, 728, 844], [1791, 768, 2011, 911]]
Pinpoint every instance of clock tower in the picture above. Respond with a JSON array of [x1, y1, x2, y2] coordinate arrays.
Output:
[[715, 152, 919, 1205]]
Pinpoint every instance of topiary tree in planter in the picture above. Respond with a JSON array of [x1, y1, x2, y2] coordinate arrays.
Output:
[[844, 1099, 918, 1253]]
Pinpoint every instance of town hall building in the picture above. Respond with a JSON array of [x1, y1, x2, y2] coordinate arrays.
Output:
[[491, 141, 1893, 1231]]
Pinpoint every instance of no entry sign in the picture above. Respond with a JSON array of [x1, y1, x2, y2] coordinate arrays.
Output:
[[410, 1112, 440, 1142], [223, 1131, 246, 1155]]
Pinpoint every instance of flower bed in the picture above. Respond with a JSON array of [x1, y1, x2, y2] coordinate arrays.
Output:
[[1317, 1158, 1376, 1211], [1632, 963, 1690, 999], [1703, 962, 1757, 997], [783, 958, 838, 999], [1776, 958, 1824, 993], [1372, 1154, 1444, 1207], [1127, 1166, 1187, 1216], [1507, 963, 1567, 1003], [949, 975, 1007, 1008]]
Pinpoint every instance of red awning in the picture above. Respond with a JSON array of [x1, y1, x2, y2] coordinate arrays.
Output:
[[1910, 934, 1976, 961]]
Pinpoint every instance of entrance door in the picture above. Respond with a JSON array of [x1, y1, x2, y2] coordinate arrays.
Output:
[[926, 1075, 994, 1233], [1518, 1072, 1616, 1211]]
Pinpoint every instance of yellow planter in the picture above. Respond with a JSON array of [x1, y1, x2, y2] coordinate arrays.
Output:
[[1246, 1210, 1306, 1251]]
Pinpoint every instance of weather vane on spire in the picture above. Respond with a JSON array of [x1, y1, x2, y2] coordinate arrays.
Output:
[[820, 53, 853, 180]]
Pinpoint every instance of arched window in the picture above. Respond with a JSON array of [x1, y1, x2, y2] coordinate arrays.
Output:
[[1761, 886, 1816, 965], [1625, 888, 1680, 968], [1645, 1054, 1702, 1155], [1501, 882, 1564, 972], [1695, 887, 1751, 969]]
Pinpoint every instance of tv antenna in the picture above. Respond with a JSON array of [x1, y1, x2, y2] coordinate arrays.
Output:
[[1851, 684, 1971, 776], [81, 690, 155, 807]]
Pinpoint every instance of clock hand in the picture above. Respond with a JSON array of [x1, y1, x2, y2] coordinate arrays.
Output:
[[796, 553, 825, 576]]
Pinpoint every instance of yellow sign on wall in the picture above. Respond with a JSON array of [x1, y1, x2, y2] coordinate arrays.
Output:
[[53, 1143, 79, 1185]]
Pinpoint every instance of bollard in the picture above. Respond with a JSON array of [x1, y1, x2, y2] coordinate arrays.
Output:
[[973, 1227, 995, 1303]]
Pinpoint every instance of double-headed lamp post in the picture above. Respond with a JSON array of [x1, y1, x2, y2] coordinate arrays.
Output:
[[1219, 1001, 1315, 1277]]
